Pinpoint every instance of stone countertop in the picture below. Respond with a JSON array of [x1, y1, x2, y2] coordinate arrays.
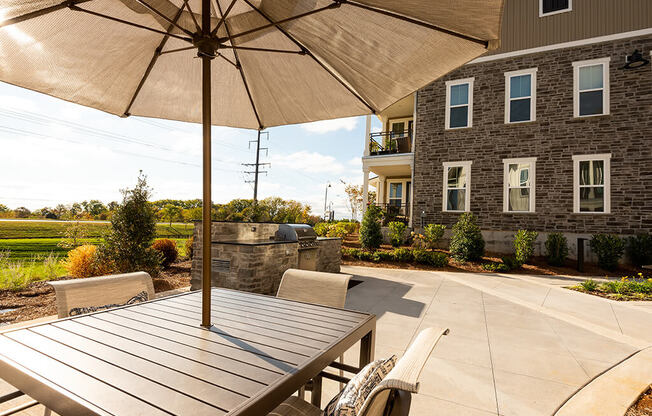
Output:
[[210, 239, 295, 246]]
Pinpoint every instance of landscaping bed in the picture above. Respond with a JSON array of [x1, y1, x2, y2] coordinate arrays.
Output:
[[569, 276, 652, 301], [0, 259, 191, 326], [626, 387, 652, 416]]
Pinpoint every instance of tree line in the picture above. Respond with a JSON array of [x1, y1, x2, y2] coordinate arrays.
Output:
[[0, 197, 319, 225]]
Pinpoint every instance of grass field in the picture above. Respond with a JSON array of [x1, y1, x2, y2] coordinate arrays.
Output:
[[0, 220, 194, 239], [0, 220, 193, 289]]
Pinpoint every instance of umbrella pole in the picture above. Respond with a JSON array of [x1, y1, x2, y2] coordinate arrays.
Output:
[[201, 0, 212, 328]]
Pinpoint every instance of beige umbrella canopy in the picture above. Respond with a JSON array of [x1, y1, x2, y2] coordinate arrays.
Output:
[[0, 0, 503, 326]]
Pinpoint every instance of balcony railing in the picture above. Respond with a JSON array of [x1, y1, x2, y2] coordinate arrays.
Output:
[[369, 130, 412, 156], [371, 202, 410, 225]]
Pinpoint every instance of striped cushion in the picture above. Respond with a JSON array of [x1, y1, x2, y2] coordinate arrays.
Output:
[[324, 355, 397, 416]]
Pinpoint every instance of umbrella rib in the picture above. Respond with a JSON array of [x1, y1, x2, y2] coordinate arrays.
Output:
[[181, 0, 202, 33], [0, 0, 92, 29], [133, 0, 195, 37], [221, 2, 340, 42], [159, 46, 196, 55], [339, 0, 489, 47], [123, 6, 187, 117], [239, 0, 377, 114], [216, 53, 239, 68], [70, 6, 192, 42], [225, 46, 304, 55], [210, 0, 238, 36], [216, 0, 264, 129]]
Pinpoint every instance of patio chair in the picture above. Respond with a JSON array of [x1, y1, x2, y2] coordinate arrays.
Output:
[[269, 327, 449, 416], [277, 269, 352, 395], [48, 271, 155, 318], [277, 269, 352, 308]]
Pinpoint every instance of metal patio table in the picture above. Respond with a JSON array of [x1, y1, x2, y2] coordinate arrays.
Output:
[[0, 288, 376, 416]]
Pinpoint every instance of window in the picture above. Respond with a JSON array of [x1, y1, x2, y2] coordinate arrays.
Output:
[[573, 58, 610, 117], [505, 68, 537, 123], [388, 182, 403, 207], [445, 78, 474, 129], [540, 0, 571, 16], [442, 161, 472, 212], [503, 158, 536, 212], [573, 154, 611, 213]]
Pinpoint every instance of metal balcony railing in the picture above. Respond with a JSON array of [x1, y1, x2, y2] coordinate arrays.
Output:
[[371, 202, 410, 225], [368, 130, 412, 155]]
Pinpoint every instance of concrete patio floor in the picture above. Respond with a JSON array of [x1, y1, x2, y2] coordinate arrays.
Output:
[[325, 266, 652, 416], [1, 266, 650, 415]]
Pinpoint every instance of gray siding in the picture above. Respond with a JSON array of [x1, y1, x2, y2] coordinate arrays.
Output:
[[490, 0, 652, 55]]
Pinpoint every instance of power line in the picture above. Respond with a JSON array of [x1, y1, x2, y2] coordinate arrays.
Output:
[[0, 126, 241, 172], [242, 130, 271, 202]]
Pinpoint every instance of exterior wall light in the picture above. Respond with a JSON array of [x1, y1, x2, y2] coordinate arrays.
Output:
[[622, 50, 649, 69]]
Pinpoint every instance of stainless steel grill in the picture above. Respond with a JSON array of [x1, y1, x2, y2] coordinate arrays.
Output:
[[275, 224, 319, 249]]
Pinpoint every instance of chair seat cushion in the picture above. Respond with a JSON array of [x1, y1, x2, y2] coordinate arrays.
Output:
[[68, 291, 149, 316], [269, 396, 323, 416], [324, 355, 397, 416]]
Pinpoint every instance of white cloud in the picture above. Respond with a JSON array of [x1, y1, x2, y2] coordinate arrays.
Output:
[[270, 151, 346, 174], [300, 117, 358, 134]]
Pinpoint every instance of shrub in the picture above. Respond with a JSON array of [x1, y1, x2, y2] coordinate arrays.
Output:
[[357, 250, 375, 262], [545, 233, 569, 266], [372, 251, 394, 262], [63, 245, 108, 278], [449, 213, 485, 262], [590, 234, 625, 271], [625, 234, 652, 267], [327, 222, 350, 238], [423, 224, 446, 249], [152, 239, 178, 268], [185, 236, 194, 259], [314, 222, 331, 237], [392, 248, 413, 262], [501, 256, 521, 270], [413, 249, 448, 267], [388, 221, 407, 247], [99, 173, 163, 277], [580, 279, 598, 291], [341, 248, 359, 258], [514, 230, 538, 265], [481, 262, 511, 273], [359, 205, 383, 250]]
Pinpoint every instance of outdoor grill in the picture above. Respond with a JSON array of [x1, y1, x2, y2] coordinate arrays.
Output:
[[276, 224, 319, 270], [275, 224, 319, 249]]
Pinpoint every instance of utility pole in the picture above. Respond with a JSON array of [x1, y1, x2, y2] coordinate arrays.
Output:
[[324, 183, 331, 220], [243, 130, 270, 204]]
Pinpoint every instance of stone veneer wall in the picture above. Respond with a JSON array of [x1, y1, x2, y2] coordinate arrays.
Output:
[[316, 238, 342, 273], [192, 222, 342, 293], [413, 35, 652, 242]]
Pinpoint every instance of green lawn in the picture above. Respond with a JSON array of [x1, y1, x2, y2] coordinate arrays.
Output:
[[0, 221, 192, 289], [0, 220, 194, 239]]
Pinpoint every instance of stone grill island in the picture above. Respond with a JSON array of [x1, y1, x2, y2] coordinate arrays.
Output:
[[191, 222, 342, 295]]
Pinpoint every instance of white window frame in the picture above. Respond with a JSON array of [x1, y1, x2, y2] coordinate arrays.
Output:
[[503, 157, 537, 213], [505, 68, 537, 124], [387, 180, 406, 206], [539, 0, 572, 17], [572, 154, 611, 214], [442, 161, 472, 212], [573, 57, 610, 118], [445, 78, 474, 130]]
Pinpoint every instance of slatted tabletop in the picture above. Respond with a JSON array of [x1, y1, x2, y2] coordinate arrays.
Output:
[[0, 288, 376, 416]]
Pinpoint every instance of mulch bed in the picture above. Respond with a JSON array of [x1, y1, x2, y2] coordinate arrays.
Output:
[[0, 260, 191, 327], [342, 235, 650, 279], [569, 287, 652, 301], [626, 387, 652, 416]]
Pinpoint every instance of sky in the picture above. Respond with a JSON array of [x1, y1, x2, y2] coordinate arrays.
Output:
[[0, 81, 382, 220]]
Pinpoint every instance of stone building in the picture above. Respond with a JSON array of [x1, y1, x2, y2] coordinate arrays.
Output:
[[361, 0, 652, 258]]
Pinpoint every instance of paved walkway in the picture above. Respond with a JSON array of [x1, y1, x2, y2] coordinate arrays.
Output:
[[325, 266, 651, 416], [1, 268, 650, 415]]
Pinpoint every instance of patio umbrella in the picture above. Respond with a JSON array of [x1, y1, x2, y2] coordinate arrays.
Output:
[[0, 0, 503, 327]]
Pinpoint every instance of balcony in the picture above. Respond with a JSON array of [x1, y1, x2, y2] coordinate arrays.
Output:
[[369, 130, 412, 156]]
